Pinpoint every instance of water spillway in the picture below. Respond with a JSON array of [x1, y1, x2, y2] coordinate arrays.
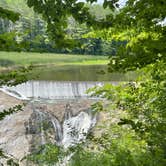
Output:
[[1, 81, 112, 100]]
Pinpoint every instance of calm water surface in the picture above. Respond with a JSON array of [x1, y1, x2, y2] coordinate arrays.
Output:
[[29, 65, 136, 81]]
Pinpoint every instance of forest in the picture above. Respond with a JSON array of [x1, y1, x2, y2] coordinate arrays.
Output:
[[0, 0, 118, 55], [0, 0, 166, 166]]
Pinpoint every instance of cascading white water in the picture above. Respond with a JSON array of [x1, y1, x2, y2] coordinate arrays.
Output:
[[34, 106, 96, 149], [51, 117, 63, 144], [51, 108, 96, 166], [62, 111, 95, 148], [1, 81, 107, 100]]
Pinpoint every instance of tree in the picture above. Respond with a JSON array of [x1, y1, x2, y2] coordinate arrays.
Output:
[[0, 6, 19, 22], [25, 0, 165, 165], [0, 0, 166, 165], [70, 0, 166, 165], [26, 0, 114, 47], [0, 1, 116, 54]]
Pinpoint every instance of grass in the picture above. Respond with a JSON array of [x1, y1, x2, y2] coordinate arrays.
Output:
[[0, 51, 109, 68], [0, 51, 137, 81]]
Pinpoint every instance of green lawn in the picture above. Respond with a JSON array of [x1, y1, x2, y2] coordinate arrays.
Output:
[[0, 51, 109, 68]]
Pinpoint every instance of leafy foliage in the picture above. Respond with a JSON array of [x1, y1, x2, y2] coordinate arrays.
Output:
[[0, 2, 20, 50], [0, 6, 19, 22], [0, 0, 165, 165], [26, 144, 62, 165], [68, 0, 166, 165], [0, 1, 116, 55], [26, 0, 114, 47], [70, 123, 166, 166], [0, 104, 24, 165], [0, 105, 23, 121], [83, 0, 166, 162], [0, 65, 33, 86], [70, 61, 166, 166]]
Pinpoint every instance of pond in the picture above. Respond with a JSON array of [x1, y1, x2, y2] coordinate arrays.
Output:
[[28, 65, 136, 81]]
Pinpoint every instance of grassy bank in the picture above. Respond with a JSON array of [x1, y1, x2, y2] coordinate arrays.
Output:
[[0, 51, 137, 81], [0, 52, 109, 69]]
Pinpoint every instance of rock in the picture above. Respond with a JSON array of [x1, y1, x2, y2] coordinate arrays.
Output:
[[0, 91, 97, 165]]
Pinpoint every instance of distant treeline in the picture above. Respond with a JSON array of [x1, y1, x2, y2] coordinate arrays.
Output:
[[0, 0, 125, 55]]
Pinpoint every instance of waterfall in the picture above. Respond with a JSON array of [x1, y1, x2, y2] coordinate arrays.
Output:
[[62, 111, 94, 148], [51, 118, 63, 144], [28, 103, 96, 150], [51, 104, 96, 166], [1, 81, 108, 100]]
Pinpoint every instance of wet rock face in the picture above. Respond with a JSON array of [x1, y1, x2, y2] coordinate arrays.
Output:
[[24, 109, 56, 153], [24, 101, 97, 149], [0, 91, 97, 164]]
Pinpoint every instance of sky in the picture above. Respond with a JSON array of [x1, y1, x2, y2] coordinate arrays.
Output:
[[79, 0, 126, 7]]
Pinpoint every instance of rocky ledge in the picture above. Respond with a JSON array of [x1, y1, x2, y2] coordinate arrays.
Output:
[[0, 90, 99, 165]]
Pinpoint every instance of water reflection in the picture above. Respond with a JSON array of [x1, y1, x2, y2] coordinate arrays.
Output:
[[29, 65, 136, 81]]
